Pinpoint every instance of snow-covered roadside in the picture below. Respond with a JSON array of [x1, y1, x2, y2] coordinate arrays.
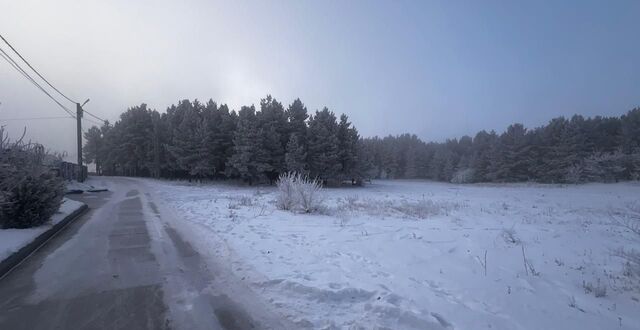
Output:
[[65, 177, 108, 193], [149, 179, 640, 329], [0, 198, 85, 262]]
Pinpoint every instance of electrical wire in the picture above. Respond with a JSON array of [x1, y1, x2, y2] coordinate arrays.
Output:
[[0, 33, 77, 104], [0, 46, 76, 118], [0, 116, 73, 121], [0, 34, 105, 128], [83, 109, 106, 123], [82, 116, 103, 126]]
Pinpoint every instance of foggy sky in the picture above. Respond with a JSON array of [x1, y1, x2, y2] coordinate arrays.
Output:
[[1, 0, 639, 160]]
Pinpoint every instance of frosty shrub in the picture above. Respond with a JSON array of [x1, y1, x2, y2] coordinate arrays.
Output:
[[276, 172, 297, 210], [583, 278, 607, 298], [564, 163, 584, 184], [614, 248, 640, 278], [450, 168, 475, 184], [296, 174, 324, 213], [0, 128, 65, 229], [276, 172, 325, 213], [501, 227, 520, 244], [238, 195, 253, 207], [1, 173, 64, 229], [392, 199, 446, 219], [337, 196, 462, 219], [567, 151, 629, 183], [610, 202, 640, 236]]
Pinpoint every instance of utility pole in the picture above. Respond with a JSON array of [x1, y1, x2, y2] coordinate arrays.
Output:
[[76, 99, 90, 182], [76, 103, 82, 167]]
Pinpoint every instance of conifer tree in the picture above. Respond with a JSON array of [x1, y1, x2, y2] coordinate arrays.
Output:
[[83, 126, 103, 174], [167, 100, 203, 177], [286, 98, 309, 145], [285, 133, 307, 174], [307, 107, 341, 181], [337, 114, 360, 180], [228, 106, 267, 184], [257, 95, 288, 182]]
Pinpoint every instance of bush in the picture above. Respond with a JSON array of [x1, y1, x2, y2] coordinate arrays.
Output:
[[1, 173, 64, 228], [391, 199, 447, 219], [450, 168, 475, 184], [583, 278, 607, 298], [337, 196, 461, 219], [0, 128, 65, 229], [614, 248, 640, 278], [276, 172, 297, 210], [501, 227, 520, 244], [296, 175, 324, 213], [276, 172, 325, 213]]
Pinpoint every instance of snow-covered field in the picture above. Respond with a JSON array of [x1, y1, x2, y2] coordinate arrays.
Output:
[[148, 179, 640, 330], [0, 198, 85, 262]]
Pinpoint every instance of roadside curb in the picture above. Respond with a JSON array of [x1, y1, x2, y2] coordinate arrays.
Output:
[[0, 203, 89, 279]]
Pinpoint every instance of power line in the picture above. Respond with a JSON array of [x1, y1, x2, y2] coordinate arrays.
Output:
[[82, 116, 102, 126], [83, 109, 106, 123], [0, 33, 77, 104], [0, 116, 73, 121], [0, 47, 76, 118], [0, 46, 76, 118]]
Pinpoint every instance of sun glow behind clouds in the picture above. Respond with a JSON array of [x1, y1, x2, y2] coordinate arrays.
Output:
[[217, 56, 271, 109]]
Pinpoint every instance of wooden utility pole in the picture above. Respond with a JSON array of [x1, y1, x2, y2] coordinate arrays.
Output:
[[76, 102, 83, 182]]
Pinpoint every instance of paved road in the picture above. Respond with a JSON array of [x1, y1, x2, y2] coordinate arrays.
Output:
[[0, 177, 288, 330]]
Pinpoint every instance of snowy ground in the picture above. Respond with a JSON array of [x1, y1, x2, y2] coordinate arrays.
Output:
[[65, 179, 108, 193], [0, 198, 85, 262], [146, 179, 640, 330]]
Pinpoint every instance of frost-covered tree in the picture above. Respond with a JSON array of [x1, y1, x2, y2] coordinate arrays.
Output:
[[621, 108, 640, 153], [257, 95, 288, 182], [0, 128, 64, 229], [285, 133, 307, 174], [83, 126, 103, 174], [307, 107, 341, 182], [227, 106, 269, 184], [86, 95, 638, 185], [337, 114, 360, 180], [286, 98, 308, 146], [167, 100, 203, 177]]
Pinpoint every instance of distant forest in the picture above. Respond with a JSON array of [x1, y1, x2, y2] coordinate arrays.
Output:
[[84, 96, 363, 185], [83, 96, 640, 184]]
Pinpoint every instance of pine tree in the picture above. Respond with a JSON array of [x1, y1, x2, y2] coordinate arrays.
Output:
[[337, 114, 360, 180], [147, 110, 167, 178], [286, 98, 308, 145], [621, 108, 640, 153], [114, 104, 155, 176], [227, 106, 268, 184], [307, 107, 341, 182], [493, 124, 532, 182], [257, 95, 288, 182], [285, 133, 307, 174], [83, 126, 103, 174], [167, 100, 203, 178], [214, 104, 238, 176]]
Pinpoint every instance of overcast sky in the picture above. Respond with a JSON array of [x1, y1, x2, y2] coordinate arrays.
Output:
[[1, 0, 639, 160]]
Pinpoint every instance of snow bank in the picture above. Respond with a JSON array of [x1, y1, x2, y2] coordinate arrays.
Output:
[[65, 177, 108, 193], [0, 198, 85, 262], [150, 179, 640, 329]]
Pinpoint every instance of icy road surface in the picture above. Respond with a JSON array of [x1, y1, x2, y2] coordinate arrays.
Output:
[[0, 177, 290, 330]]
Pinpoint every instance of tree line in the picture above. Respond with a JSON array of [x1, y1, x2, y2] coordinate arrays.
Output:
[[84, 98, 639, 184], [362, 108, 640, 183], [83, 96, 365, 184]]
